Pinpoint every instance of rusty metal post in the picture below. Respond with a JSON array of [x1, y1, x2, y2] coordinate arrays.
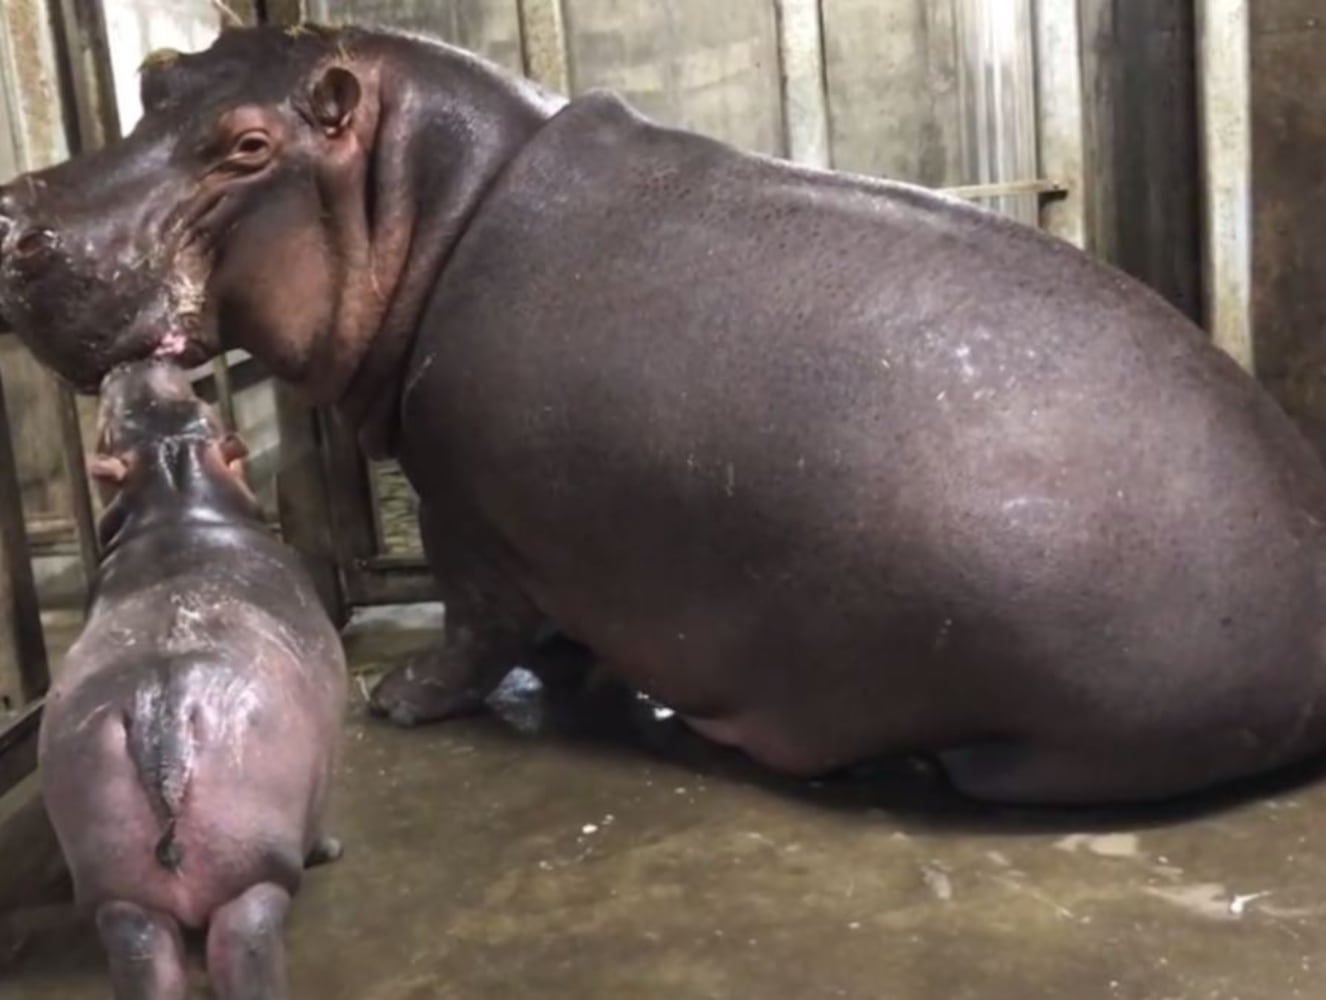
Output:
[[0, 367, 49, 712]]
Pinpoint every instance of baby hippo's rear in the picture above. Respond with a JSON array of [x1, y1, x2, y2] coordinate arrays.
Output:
[[38, 359, 348, 1000]]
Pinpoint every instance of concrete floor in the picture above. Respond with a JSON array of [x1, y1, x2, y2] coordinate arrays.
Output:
[[4, 607, 1326, 999]]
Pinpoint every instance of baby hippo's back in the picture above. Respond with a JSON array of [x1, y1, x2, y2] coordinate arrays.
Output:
[[39, 527, 348, 930]]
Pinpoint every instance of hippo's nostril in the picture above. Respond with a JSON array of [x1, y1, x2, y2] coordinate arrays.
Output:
[[13, 227, 56, 259]]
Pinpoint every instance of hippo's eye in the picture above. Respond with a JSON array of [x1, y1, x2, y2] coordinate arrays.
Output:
[[227, 130, 273, 166]]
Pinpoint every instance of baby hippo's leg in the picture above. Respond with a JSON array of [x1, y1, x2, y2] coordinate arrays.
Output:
[[95, 901, 187, 1000], [205, 883, 292, 1000]]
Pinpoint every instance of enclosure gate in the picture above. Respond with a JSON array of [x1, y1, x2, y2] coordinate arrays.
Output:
[[0, 0, 1247, 796]]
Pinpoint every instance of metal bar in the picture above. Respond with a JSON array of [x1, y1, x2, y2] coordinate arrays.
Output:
[[357, 554, 431, 572], [1033, 0, 1090, 248], [273, 385, 348, 627], [209, 354, 238, 431], [0, 0, 73, 170], [320, 406, 383, 572], [344, 563, 438, 609], [55, 382, 98, 583], [363, 459, 389, 553], [223, 0, 260, 25], [516, 0, 570, 93], [773, 0, 831, 168], [1195, 0, 1253, 371], [259, 0, 306, 26], [0, 370, 49, 712], [25, 514, 76, 541], [0, 699, 42, 797], [940, 178, 1067, 200], [52, 0, 122, 151]]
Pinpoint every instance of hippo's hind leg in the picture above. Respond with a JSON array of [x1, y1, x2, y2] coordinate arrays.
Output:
[[95, 901, 187, 1000], [205, 883, 292, 1000]]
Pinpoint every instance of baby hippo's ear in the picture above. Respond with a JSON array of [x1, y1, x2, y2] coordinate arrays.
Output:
[[220, 432, 249, 472], [87, 453, 129, 485]]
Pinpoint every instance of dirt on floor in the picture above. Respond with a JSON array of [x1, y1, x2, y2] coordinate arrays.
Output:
[[2, 606, 1325, 1000]]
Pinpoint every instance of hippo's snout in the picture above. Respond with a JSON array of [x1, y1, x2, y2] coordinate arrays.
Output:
[[0, 156, 215, 391], [0, 185, 61, 272], [4, 226, 60, 268]]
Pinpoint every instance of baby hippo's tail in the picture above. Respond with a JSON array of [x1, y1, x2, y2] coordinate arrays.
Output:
[[124, 660, 204, 872]]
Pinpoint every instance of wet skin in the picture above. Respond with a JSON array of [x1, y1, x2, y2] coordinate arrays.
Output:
[[39, 360, 347, 999], [4, 25, 1326, 807]]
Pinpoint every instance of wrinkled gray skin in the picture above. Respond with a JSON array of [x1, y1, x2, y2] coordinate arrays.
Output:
[[39, 360, 347, 1000], [5, 25, 1326, 807]]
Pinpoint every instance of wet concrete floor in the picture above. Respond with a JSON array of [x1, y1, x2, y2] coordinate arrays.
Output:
[[4, 605, 1326, 999]]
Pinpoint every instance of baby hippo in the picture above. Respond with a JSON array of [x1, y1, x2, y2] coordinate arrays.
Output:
[[39, 359, 348, 1000]]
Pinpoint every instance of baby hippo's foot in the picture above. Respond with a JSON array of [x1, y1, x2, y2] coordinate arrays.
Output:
[[367, 645, 491, 728], [304, 835, 343, 869]]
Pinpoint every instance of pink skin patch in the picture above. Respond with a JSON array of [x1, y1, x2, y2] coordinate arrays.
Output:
[[154, 330, 189, 357]]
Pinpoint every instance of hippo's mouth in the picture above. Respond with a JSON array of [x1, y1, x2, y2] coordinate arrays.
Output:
[[140, 324, 216, 384], [131, 247, 222, 379], [152, 325, 215, 370]]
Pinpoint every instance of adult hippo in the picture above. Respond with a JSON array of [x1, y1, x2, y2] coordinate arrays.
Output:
[[2, 23, 1326, 807]]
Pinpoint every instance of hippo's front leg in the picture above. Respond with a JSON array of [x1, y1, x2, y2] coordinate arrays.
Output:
[[368, 623, 530, 727], [368, 502, 544, 728]]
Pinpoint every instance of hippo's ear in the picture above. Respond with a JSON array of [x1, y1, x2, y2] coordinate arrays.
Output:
[[87, 454, 129, 485], [308, 66, 361, 135]]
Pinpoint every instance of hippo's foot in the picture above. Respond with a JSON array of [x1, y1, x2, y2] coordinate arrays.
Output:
[[206, 883, 292, 1000], [305, 835, 343, 869], [367, 646, 491, 728], [95, 900, 187, 1000]]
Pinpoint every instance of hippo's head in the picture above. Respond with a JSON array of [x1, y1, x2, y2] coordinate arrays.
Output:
[[90, 358, 248, 501], [0, 25, 379, 398]]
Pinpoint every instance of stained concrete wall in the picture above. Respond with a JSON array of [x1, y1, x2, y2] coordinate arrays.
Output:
[[1249, 3, 1326, 454]]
